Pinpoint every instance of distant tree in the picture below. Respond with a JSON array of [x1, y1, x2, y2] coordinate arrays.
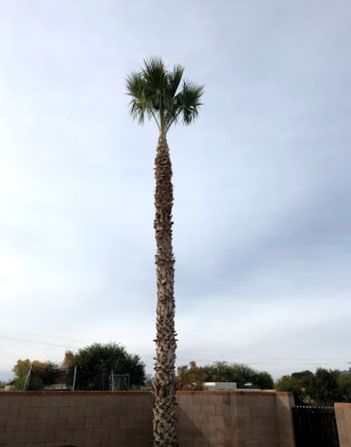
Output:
[[143, 374, 154, 390], [338, 374, 351, 402], [275, 374, 307, 405], [12, 358, 59, 390], [73, 343, 145, 390], [291, 370, 314, 387], [201, 362, 273, 389], [276, 368, 344, 406], [309, 368, 340, 406], [177, 362, 206, 391], [12, 359, 32, 390], [63, 350, 76, 368], [0, 380, 6, 388], [255, 371, 274, 389], [12, 359, 32, 378], [37, 362, 61, 387]]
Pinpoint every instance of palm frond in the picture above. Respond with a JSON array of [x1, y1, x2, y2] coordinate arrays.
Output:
[[129, 100, 146, 124], [126, 71, 142, 94], [142, 57, 168, 107], [178, 82, 204, 125], [162, 66, 185, 130], [126, 72, 147, 123], [168, 65, 184, 97]]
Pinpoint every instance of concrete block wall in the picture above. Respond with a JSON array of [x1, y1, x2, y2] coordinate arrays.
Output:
[[0, 391, 295, 447], [335, 403, 351, 447], [276, 392, 295, 447], [0, 391, 153, 447], [177, 391, 295, 447]]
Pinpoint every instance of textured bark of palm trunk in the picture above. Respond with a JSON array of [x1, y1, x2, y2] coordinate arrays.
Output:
[[152, 133, 178, 447]]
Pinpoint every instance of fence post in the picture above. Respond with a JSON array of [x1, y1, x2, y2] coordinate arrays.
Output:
[[23, 366, 32, 391], [72, 366, 77, 391]]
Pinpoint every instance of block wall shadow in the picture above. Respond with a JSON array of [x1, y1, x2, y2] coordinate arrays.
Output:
[[177, 406, 214, 446]]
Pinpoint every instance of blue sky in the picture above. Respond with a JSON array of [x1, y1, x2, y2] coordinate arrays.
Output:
[[1, 0, 351, 381]]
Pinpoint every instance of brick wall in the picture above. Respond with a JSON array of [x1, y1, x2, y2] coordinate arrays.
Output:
[[0, 390, 295, 447], [0, 392, 153, 447], [335, 403, 351, 447], [177, 391, 295, 447], [276, 392, 295, 447]]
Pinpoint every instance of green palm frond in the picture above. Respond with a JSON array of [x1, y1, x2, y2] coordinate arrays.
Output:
[[168, 65, 184, 97], [178, 82, 204, 125], [142, 57, 167, 110], [126, 72, 144, 99], [142, 57, 168, 90], [126, 72, 146, 124], [126, 57, 204, 134]]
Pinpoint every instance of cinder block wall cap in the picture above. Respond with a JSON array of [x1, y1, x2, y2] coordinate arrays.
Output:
[[335, 403, 351, 409]]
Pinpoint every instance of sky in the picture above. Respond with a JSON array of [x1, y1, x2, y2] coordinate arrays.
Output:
[[0, 0, 351, 382]]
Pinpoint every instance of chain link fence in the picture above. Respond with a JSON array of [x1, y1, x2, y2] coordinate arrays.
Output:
[[23, 366, 132, 391]]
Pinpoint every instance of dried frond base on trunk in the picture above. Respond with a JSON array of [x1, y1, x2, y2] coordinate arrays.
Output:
[[153, 134, 178, 446]]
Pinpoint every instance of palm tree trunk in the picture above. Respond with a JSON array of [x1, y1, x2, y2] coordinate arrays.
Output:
[[153, 133, 178, 446]]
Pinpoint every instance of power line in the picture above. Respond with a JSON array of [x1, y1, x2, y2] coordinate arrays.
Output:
[[2, 329, 91, 344], [1, 330, 350, 368], [174, 357, 350, 366], [0, 335, 80, 348]]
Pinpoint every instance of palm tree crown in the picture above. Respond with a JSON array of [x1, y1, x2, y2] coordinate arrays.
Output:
[[126, 57, 204, 134]]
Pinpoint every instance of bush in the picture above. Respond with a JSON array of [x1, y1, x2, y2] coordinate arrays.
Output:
[[201, 362, 274, 389], [275, 368, 346, 406], [73, 343, 145, 390], [177, 361, 274, 390], [177, 362, 206, 391]]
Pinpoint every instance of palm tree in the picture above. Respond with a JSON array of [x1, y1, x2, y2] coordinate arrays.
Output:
[[126, 58, 203, 446]]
